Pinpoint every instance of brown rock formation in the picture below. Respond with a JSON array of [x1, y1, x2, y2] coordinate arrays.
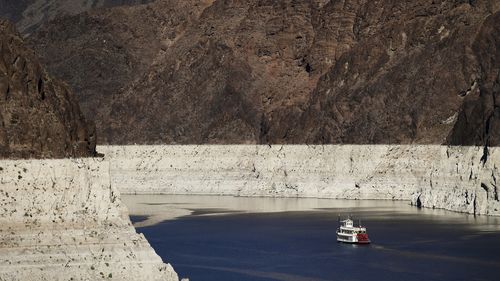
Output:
[[0, 20, 96, 158], [26, 0, 500, 146], [0, 0, 153, 34], [297, 1, 500, 146], [447, 11, 500, 147]]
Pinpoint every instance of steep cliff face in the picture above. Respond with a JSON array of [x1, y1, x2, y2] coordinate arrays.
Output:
[[28, 0, 211, 142], [28, 0, 360, 144], [100, 145, 500, 216], [299, 1, 500, 145], [0, 0, 153, 34], [0, 158, 179, 281], [27, 0, 500, 145], [0, 20, 96, 158], [447, 12, 500, 146]]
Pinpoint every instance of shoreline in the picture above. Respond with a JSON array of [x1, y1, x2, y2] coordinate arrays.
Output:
[[1, 144, 498, 279], [99, 144, 500, 216]]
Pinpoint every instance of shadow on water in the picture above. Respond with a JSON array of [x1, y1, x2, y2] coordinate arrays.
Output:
[[130, 215, 149, 224]]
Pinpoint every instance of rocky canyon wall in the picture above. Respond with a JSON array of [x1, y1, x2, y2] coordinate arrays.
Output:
[[26, 0, 500, 146], [0, 0, 154, 34], [0, 19, 180, 281], [0, 20, 96, 158], [0, 158, 179, 281], [100, 145, 500, 216]]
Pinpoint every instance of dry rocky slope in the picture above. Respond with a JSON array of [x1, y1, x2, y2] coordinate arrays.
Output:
[[24, 0, 500, 146], [0, 20, 96, 158]]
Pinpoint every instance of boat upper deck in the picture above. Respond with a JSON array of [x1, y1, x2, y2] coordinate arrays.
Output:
[[338, 219, 367, 233]]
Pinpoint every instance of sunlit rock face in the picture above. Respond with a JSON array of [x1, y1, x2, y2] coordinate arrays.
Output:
[[0, 20, 96, 158], [22, 0, 500, 146], [100, 145, 500, 216], [0, 158, 179, 281]]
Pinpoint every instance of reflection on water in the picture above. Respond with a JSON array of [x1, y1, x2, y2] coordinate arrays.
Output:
[[124, 195, 500, 281]]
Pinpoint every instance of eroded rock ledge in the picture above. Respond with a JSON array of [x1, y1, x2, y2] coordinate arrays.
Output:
[[101, 145, 500, 216], [0, 158, 179, 281]]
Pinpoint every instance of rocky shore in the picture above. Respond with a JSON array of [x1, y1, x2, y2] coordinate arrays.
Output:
[[0, 158, 179, 281], [101, 145, 500, 216]]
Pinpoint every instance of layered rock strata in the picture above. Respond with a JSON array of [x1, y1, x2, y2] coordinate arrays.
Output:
[[100, 145, 500, 216], [0, 158, 179, 281], [0, 20, 96, 158]]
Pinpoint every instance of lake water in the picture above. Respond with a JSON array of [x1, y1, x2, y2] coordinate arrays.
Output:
[[124, 195, 500, 281]]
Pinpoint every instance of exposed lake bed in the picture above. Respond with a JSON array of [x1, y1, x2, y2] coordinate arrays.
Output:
[[125, 195, 500, 281]]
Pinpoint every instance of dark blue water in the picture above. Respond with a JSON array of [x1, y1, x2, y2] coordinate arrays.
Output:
[[132, 207, 500, 281]]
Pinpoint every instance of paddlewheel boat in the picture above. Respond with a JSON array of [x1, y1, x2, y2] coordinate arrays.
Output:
[[336, 218, 371, 244]]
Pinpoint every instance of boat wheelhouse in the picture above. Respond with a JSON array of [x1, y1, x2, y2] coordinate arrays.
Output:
[[336, 218, 371, 244]]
